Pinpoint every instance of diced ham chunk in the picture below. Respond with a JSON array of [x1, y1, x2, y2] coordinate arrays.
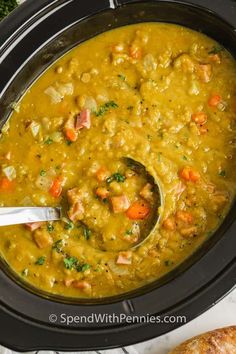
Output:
[[116, 251, 132, 265], [197, 64, 212, 83], [176, 211, 193, 224], [180, 226, 198, 237], [68, 200, 84, 222], [67, 188, 85, 222], [163, 217, 176, 231], [72, 280, 91, 292], [25, 222, 44, 232], [67, 188, 81, 205], [33, 229, 53, 249], [64, 109, 91, 142], [139, 183, 153, 202], [75, 109, 91, 130], [110, 194, 130, 213]]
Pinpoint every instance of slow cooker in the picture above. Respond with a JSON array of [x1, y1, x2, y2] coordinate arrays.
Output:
[[0, 0, 236, 351]]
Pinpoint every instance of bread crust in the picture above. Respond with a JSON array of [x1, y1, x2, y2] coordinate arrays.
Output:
[[169, 326, 236, 354]]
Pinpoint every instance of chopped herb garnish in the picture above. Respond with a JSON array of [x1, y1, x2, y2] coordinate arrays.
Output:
[[35, 256, 46, 265], [21, 268, 29, 277], [83, 225, 91, 240], [208, 45, 224, 55], [106, 172, 126, 184], [64, 220, 74, 230], [47, 223, 54, 232], [183, 155, 188, 161], [96, 101, 118, 117], [81, 263, 91, 272], [52, 239, 63, 253], [118, 74, 126, 81], [40, 169, 46, 176], [63, 255, 90, 272], [44, 137, 53, 145], [219, 170, 226, 177], [66, 140, 72, 146], [125, 229, 133, 236], [64, 256, 78, 270]]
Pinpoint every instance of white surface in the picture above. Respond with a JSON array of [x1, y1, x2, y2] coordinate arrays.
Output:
[[136, 288, 236, 353]]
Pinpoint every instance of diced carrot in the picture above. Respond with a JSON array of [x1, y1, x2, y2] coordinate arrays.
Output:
[[25, 222, 44, 232], [191, 112, 207, 126], [96, 167, 110, 182], [208, 94, 222, 107], [129, 45, 142, 59], [49, 176, 63, 198], [126, 199, 150, 220], [110, 195, 130, 214], [117, 251, 132, 265], [179, 166, 200, 183], [95, 187, 109, 200], [0, 177, 14, 192], [65, 128, 78, 142], [163, 217, 176, 231], [176, 211, 193, 224]]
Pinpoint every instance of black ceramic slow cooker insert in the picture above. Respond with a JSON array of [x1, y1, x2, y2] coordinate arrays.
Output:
[[0, 0, 236, 351]]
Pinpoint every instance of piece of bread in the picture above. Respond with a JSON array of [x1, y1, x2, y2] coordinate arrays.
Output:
[[169, 326, 236, 353]]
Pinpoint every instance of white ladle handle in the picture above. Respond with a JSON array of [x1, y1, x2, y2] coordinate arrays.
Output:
[[0, 207, 61, 226]]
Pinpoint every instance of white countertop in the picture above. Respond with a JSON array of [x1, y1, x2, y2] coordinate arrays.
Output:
[[135, 288, 236, 354]]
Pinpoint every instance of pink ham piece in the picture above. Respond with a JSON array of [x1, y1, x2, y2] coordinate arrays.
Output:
[[110, 194, 130, 214], [75, 109, 91, 130], [25, 222, 44, 232], [116, 251, 132, 265]]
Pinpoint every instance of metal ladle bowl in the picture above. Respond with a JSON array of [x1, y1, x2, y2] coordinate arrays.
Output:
[[0, 158, 163, 252]]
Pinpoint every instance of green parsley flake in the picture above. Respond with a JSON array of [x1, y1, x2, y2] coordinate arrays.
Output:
[[96, 101, 118, 117], [106, 172, 126, 184], [35, 256, 46, 265], [40, 170, 46, 176], [44, 137, 53, 145]]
